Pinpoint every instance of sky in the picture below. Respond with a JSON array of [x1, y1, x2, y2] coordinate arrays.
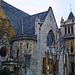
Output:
[[4, 0, 75, 27]]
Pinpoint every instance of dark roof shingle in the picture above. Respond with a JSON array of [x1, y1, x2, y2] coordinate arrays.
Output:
[[0, 1, 29, 34], [23, 11, 48, 35], [0, 1, 48, 37]]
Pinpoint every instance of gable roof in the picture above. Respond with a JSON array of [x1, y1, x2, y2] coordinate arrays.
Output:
[[67, 12, 74, 20], [11, 11, 48, 41], [0, 1, 29, 34], [23, 11, 48, 35]]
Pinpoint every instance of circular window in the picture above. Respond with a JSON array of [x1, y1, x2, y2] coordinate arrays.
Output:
[[47, 33, 53, 46], [0, 47, 8, 57]]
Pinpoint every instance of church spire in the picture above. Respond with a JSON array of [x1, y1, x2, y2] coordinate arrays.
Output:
[[67, 12, 74, 20], [70, 4, 72, 12], [67, 4, 74, 20]]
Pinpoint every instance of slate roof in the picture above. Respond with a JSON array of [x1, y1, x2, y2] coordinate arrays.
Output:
[[67, 12, 74, 20], [0, 0, 49, 40], [0, 1, 29, 34], [23, 11, 48, 35]]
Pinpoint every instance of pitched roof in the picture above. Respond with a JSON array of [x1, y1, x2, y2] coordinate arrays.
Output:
[[67, 12, 74, 20], [23, 11, 48, 35], [0, 1, 29, 34]]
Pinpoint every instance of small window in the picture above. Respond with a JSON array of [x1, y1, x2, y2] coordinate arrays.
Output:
[[68, 27, 70, 33], [71, 26, 73, 33], [17, 50, 19, 58], [72, 20, 74, 22], [71, 62, 74, 72], [65, 28, 67, 34], [65, 54, 67, 67], [26, 43, 29, 49], [20, 43, 22, 49], [71, 43, 73, 52], [0, 47, 8, 57]]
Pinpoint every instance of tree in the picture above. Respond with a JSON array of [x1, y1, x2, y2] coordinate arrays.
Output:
[[0, 67, 10, 75], [0, 16, 11, 38]]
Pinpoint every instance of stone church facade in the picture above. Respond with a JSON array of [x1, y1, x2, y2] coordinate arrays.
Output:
[[0, 0, 74, 75], [11, 7, 59, 75]]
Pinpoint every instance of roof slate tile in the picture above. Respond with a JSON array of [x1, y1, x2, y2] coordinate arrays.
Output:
[[23, 11, 48, 35], [0, 1, 29, 34]]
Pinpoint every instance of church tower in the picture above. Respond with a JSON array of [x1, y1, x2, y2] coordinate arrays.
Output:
[[60, 11, 75, 75]]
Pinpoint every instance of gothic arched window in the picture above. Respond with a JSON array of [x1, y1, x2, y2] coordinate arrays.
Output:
[[47, 33, 53, 46]]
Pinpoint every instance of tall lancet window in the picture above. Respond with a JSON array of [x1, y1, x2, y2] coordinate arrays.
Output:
[[71, 42, 73, 52], [68, 27, 70, 33], [65, 28, 67, 34], [47, 33, 53, 46], [71, 26, 73, 33]]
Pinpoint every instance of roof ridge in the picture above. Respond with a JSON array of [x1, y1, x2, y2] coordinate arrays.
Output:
[[31, 10, 48, 16], [23, 10, 48, 21], [23, 9, 48, 35]]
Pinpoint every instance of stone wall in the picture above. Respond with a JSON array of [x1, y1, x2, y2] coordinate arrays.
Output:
[[0, 34, 10, 62], [12, 7, 59, 75], [12, 39, 37, 75], [34, 7, 59, 75]]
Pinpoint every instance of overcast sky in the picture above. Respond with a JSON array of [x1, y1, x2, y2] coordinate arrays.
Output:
[[4, 0, 75, 27]]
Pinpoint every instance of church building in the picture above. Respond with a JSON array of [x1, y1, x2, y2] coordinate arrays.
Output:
[[0, 0, 73, 75]]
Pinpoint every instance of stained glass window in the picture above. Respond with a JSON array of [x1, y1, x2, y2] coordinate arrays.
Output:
[[47, 33, 53, 46]]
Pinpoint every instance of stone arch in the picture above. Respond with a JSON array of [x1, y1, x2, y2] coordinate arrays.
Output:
[[0, 47, 8, 57], [47, 29, 55, 46]]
